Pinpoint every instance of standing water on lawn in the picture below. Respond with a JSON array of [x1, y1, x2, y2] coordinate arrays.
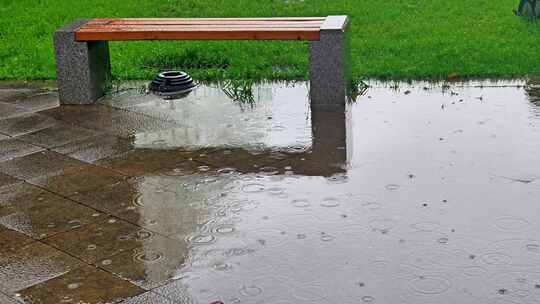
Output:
[[2, 79, 540, 304]]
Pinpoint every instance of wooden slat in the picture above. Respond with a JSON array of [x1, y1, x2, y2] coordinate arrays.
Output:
[[87, 17, 325, 24], [80, 24, 322, 30], [76, 17, 324, 41], [78, 27, 320, 32], [83, 22, 323, 27], [76, 28, 320, 41], [87, 19, 324, 25], [75, 17, 325, 41]]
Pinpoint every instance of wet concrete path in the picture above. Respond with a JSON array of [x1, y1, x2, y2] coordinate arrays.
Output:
[[0, 80, 540, 303]]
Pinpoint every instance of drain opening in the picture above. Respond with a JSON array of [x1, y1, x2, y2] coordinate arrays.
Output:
[[149, 71, 197, 99]]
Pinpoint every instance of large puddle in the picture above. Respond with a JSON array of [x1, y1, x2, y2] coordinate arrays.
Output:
[[100, 80, 540, 303], [2, 79, 540, 303]]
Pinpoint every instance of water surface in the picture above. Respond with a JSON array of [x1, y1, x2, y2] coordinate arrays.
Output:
[[2, 79, 540, 304], [103, 80, 540, 304]]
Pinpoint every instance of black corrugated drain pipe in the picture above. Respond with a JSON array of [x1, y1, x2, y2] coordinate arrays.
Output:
[[149, 71, 197, 99]]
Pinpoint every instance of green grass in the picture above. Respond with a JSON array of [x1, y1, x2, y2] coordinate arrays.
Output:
[[1, 0, 540, 81]]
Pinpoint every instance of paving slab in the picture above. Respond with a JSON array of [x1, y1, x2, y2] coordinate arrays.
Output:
[[16, 122, 100, 149], [77, 110, 182, 139], [0, 151, 86, 181], [0, 225, 35, 251], [40, 104, 121, 126], [0, 242, 84, 294], [0, 182, 103, 239], [0, 173, 22, 189], [12, 92, 59, 112], [28, 164, 125, 197], [0, 113, 59, 137], [52, 134, 135, 163], [96, 234, 187, 290], [0, 88, 39, 103], [44, 217, 159, 263], [0, 137, 44, 162], [16, 265, 144, 304], [0, 102, 33, 120], [96, 150, 198, 176], [40, 104, 181, 139], [69, 179, 156, 215], [70, 178, 207, 237]]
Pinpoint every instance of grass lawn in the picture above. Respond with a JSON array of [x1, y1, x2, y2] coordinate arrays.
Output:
[[1, 0, 540, 81]]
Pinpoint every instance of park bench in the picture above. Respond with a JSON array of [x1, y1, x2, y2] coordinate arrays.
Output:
[[54, 16, 349, 107]]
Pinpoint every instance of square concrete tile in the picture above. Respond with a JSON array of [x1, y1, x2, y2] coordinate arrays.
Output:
[[77, 110, 181, 139], [70, 177, 209, 237], [114, 191, 207, 238], [44, 217, 159, 263], [52, 135, 135, 163], [0, 102, 32, 120], [0, 173, 21, 189], [0, 113, 59, 137], [0, 151, 86, 181], [40, 104, 121, 126], [0, 88, 39, 103], [96, 150, 196, 176], [121, 291, 178, 304], [44, 105, 180, 139], [0, 242, 84, 294], [0, 225, 35, 251], [13, 92, 59, 112], [29, 164, 126, 197], [0, 182, 103, 239], [16, 265, 144, 304], [0, 137, 44, 162], [69, 179, 161, 215], [17, 122, 99, 149], [96, 234, 187, 289]]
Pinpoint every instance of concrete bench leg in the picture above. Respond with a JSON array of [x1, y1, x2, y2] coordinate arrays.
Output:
[[54, 20, 111, 105], [309, 16, 350, 109]]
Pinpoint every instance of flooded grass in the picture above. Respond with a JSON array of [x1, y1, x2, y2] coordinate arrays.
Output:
[[2, 1, 540, 81]]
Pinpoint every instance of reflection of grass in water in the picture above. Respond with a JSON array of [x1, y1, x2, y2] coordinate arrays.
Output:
[[348, 79, 369, 103], [222, 79, 256, 110], [525, 78, 540, 105], [221, 78, 368, 108]]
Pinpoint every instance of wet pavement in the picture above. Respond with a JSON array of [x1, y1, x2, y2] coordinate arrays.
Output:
[[0, 79, 540, 303]]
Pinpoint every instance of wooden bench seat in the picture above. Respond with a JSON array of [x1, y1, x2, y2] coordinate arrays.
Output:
[[76, 18, 326, 41], [54, 16, 349, 108]]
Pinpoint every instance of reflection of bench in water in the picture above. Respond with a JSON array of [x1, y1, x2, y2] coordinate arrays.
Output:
[[70, 106, 348, 177], [132, 107, 350, 177], [54, 16, 349, 107], [199, 108, 350, 177]]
